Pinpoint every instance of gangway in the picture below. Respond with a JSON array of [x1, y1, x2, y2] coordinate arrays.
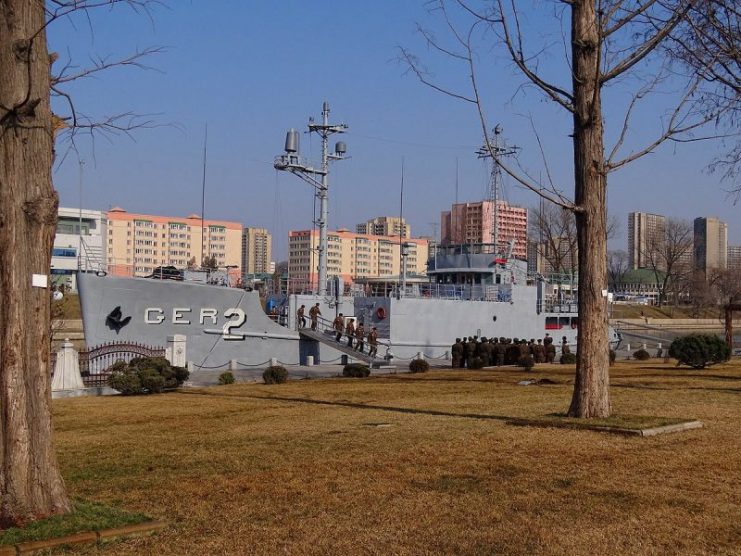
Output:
[[297, 315, 394, 369]]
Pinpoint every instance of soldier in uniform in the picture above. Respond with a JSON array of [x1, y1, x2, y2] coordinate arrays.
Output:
[[451, 338, 463, 368], [544, 334, 556, 363], [479, 337, 491, 366], [534, 338, 545, 363], [333, 313, 344, 342], [465, 336, 476, 368], [494, 338, 505, 366], [461, 337, 469, 368], [345, 318, 355, 348], [297, 305, 306, 329], [309, 303, 321, 331], [355, 322, 365, 353], [368, 327, 379, 358]]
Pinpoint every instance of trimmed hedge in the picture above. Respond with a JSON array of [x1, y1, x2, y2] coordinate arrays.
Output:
[[633, 349, 651, 361], [409, 359, 430, 373], [342, 363, 370, 378], [107, 357, 189, 395], [669, 334, 730, 369], [263, 365, 288, 384]]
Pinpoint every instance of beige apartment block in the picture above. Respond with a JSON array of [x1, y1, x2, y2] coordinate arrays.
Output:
[[694, 216, 728, 275], [288, 229, 429, 291], [356, 216, 410, 239], [242, 227, 272, 275], [106, 207, 242, 276], [628, 212, 666, 269]]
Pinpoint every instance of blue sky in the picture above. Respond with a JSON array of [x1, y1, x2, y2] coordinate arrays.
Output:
[[49, 1, 739, 260]]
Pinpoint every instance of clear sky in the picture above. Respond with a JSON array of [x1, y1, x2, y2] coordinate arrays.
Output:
[[48, 1, 739, 260]]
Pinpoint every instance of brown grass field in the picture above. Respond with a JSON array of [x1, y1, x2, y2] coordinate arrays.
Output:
[[53, 360, 740, 555]]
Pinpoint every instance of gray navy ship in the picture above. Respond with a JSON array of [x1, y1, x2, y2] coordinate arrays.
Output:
[[77, 102, 620, 369]]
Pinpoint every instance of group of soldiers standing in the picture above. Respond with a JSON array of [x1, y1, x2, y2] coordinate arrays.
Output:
[[451, 334, 571, 368]]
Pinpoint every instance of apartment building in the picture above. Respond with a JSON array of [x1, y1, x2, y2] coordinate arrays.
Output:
[[440, 200, 528, 259], [727, 245, 741, 271], [106, 208, 242, 276], [52, 207, 107, 290], [288, 229, 429, 291], [242, 227, 272, 275], [356, 216, 410, 239], [694, 216, 728, 276], [628, 212, 666, 269]]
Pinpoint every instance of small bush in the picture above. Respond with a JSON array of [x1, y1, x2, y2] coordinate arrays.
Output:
[[468, 357, 484, 370], [669, 334, 731, 369], [342, 363, 370, 378], [517, 355, 534, 371], [107, 357, 188, 395], [263, 365, 288, 384], [609, 349, 616, 365], [409, 359, 430, 373], [633, 348, 651, 360], [560, 352, 576, 365], [218, 371, 236, 385]]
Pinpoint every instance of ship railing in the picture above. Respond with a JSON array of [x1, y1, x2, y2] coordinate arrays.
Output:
[[356, 283, 513, 302], [541, 301, 579, 313]]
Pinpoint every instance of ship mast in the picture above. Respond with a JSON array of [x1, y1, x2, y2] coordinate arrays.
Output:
[[476, 125, 519, 254], [274, 102, 348, 296]]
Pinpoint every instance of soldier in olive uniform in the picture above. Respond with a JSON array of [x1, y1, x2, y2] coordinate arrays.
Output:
[[465, 337, 476, 368], [544, 334, 556, 363], [451, 338, 463, 368]]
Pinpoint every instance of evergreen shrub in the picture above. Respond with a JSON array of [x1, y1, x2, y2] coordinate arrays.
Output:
[[560, 352, 576, 365], [633, 349, 651, 360], [669, 334, 731, 369], [107, 357, 188, 395], [218, 371, 236, 385], [468, 357, 484, 369], [517, 355, 535, 371], [409, 359, 430, 373], [342, 363, 370, 378], [263, 365, 288, 384]]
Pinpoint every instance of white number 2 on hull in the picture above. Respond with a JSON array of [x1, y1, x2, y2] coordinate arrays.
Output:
[[222, 308, 246, 337]]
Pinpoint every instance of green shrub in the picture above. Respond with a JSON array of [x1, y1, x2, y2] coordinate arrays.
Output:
[[138, 368, 166, 394], [342, 363, 370, 378], [633, 348, 651, 360], [107, 368, 141, 395], [560, 352, 576, 365], [106, 357, 189, 395], [468, 357, 484, 370], [609, 349, 616, 365], [517, 355, 534, 371], [218, 371, 236, 385], [409, 359, 429, 373], [669, 334, 731, 369], [263, 365, 288, 384]]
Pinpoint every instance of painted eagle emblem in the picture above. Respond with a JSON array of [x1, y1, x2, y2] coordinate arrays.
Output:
[[105, 306, 131, 334]]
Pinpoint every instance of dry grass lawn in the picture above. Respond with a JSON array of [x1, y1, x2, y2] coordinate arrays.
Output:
[[52, 360, 741, 555]]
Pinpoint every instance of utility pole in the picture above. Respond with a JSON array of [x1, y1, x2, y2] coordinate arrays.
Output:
[[476, 125, 519, 253], [275, 102, 348, 296]]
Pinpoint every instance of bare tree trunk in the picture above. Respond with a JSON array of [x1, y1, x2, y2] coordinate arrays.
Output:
[[567, 0, 610, 418], [0, 0, 71, 526]]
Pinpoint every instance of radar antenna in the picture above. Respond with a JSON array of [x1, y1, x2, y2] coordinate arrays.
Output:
[[476, 125, 520, 254], [274, 102, 348, 296]]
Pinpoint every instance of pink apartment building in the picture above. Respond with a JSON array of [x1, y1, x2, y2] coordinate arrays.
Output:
[[440, 200, 528, 259]]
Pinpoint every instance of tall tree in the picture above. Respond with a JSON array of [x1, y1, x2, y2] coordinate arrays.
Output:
[[607, 250, 630, 292], [401, 0, 735, 417], [1, 0, 159, 526], [642, 218, 694, 306], [0, 0, 71, 526]]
